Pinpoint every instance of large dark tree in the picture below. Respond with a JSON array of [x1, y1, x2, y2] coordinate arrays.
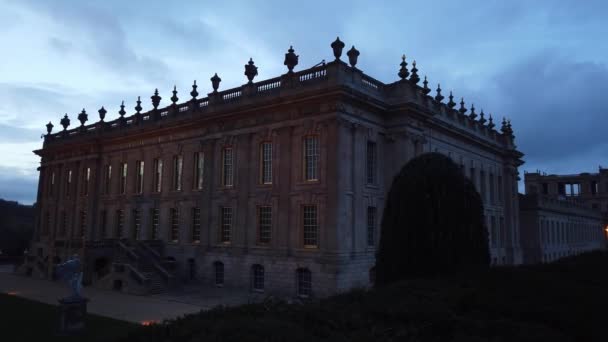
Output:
[[375, 152, 489, 286]]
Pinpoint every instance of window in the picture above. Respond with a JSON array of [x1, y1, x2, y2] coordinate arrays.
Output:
[[115, 210, 124, 238], [104, 165, 112, 194], [479, 170, 486, 202], [153, 158, 163, 193], [558, 183, 565, 195], [173, 155, 183, 191], [214, 261, 224, 286], [251, 264, 264, 292], [497, 175, 503, 203], [303, 136, 319, 181], [297, 268, 312, 298], [489, 173, 495, 204], [220, 207, 232, 243], [59, 211, 67, 236], [258, 206, 272, 244], [591, 181, 598, 195], [194, 152, 204, 190], [490, 216, 497, 247], [222, 148, 234, 187], [150, 209, 159, 240], [100, 210, 107, 239], [119, 163, 127, 194], [79, 211, 86, 238], [565, 183, 581, 196], [132, 210, 141, 240], [366, 141, 377, 184], [170, 208, 179, 242], [367, 206, 377, 246], [66, 169, 72, 198], [192, 208, 201, 243], [542, 182, 548, 195], [260, 142, 272, 184], [135, 161, 144, 194], [303, 205, 318, 247], [82, 167, 91, 196], [48, 171, 55, 197]]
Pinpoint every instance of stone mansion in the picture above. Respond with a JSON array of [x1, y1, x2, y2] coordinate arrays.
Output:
[[27, 38, 524, 297]]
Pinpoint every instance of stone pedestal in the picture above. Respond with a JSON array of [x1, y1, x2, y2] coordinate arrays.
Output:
[[57, 297, 89, 335]]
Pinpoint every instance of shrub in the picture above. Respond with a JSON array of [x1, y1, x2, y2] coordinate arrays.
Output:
[[375, 152, 489, 286]]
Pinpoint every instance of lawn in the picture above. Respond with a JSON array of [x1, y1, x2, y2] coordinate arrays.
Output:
[[0, 293, 137, 342], [118, 251, 608, 342]]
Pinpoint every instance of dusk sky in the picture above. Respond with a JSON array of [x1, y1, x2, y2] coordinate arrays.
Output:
[[1, 0, 606, 204]]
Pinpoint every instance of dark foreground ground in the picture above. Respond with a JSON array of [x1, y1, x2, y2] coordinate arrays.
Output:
[[0, 293, 136, 342], [118, 251, 608, 342]]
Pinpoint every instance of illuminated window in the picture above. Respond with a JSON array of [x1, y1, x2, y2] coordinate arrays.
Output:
[[366, 141, 377, 184], [222, 148, 234, 187], [220, 207, 232, 243], [66, 169, 72, 198], [214, 261, 224, 286], [260, 142, 272, 184], [303, 136, 319, 181], [119, 163, 127, 194], [135, 161, 144, 194], [565, 183, 581, 196], [104, 165, 112, 194], [132, 209, 141, 240], [258, 206, 272, 244], [194, 152, 204, 190], [367, 206, 377, 246], [48, 171, 55, 198], [153, 159, 163, 193], [303, 205, 318, 247], [297, 268, 312, 298], [173, 156, 183, 191], [251, 264, 264, 291], [170, 208, 179, 242], [82, 167, 91, 196], [191, 208, 201, 243], [150, 208, 159, 240]]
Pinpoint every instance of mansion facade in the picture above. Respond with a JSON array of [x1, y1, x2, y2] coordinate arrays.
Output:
[[27, 39, 524, 297]]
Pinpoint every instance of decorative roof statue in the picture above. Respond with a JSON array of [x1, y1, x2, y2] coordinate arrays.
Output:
[[398, 55, 409, 80], [211, 73, 221, 93], [98, 106, 107, 122], [488, 114, 495, 129], [435, 84, 444, 102], [479, 109, 487, 124], [244, 58, 258, 83], [447, 91, 456, 108], [284, 46, 299, 73], [60, 114, 70, 131], [77, 109, 88, 126], [422, 76, 431, 95], [469, 104, 477, 120], [151, 89, 161, 110], [171, 85, 179, 105], [55, 254, 84, 300], [410, 60, 420, 85], [347, 46, 360, 68], [330, 37, 345, 60], [135, 96, 143, 114], [506, 120, 514, 136], [118, 101, 126, 118], [46, 121, 54, 135], [190, 80, 198, 100], [459, 98, 467, 114], [501, 117, 508, 134]]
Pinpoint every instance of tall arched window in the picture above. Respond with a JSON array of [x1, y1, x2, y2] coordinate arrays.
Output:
[[296, 268, 312, 298], [213, 261, 224, 287], [251, 264, 264, 292]]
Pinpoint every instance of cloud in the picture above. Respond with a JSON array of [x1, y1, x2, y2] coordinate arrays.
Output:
[[0, 166, 38, 205]]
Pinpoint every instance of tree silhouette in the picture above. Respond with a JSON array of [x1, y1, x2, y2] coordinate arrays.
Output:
[[375, 153, 489, 286]]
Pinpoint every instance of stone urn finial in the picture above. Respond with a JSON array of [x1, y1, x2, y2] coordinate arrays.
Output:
[[447, 91, 456, 109], [422, 76, 431, 95], [190, 80, 198, 100], [346, 46, 359, 68], [151, 89, 161, 110], [171, 85, 179, 105], [77, 109, 88, 126], [284, 46, 299, 73], [244, 58, 258, 83], [46, 121, 54, 135], [398, 54, 409, 80], [469, 104, 477, 120], [211, 73, 221, 93], [135, 96, 143, 114], [98, 106, 107, 122], [488, 114, 495, 129], [435, 84, 444, 102], [410, 60, 420, 85], [479, 109, 487, 124], [118, 101, 126, 118], [331, 37, 345, 60], [60, 114, 70, 131], [459, 98, 467, 114]]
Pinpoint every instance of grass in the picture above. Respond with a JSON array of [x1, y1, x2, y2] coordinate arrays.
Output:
[[118, 251, 608, 342], [0, 293, 137, 342]]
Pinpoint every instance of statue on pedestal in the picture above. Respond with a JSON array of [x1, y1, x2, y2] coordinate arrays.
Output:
[[55, 254, 83, 300], [55, 254, 88, 335]]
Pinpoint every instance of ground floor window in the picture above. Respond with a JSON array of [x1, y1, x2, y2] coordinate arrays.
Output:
[[297, 268, 312, 298], [252, 264, 264, 292]]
